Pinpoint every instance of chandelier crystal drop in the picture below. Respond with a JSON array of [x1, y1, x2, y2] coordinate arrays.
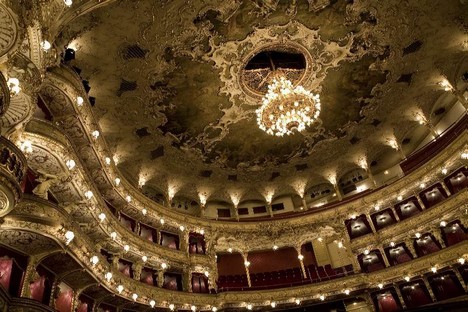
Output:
[[256, 74, 321, 136]]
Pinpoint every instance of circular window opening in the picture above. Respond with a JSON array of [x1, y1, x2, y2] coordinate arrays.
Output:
[[241, 46, 308, 96]]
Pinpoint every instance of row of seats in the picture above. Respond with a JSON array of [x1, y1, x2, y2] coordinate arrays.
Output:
[[217, 264, 354, 291]]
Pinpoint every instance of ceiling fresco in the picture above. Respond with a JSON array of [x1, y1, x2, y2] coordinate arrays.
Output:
[[52, 0, 466, 203]]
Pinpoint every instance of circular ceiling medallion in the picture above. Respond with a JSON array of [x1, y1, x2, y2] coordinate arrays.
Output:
[[240, 42, 313, 99]]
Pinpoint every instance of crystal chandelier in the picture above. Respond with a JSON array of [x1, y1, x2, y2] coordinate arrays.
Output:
[[256, 73, 321, 136]]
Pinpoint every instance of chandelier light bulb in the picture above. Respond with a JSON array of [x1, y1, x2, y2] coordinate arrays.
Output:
[[256, 74, 321, 136]]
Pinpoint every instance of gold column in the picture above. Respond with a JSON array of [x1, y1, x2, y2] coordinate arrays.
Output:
[[390, 207, 400, 221], [378, 247, 390, 267], [415, 194, 426, 209], [404, 239, 417, 259], [267, 203, 274, 217], [157, 270, 164, 288], [430, 226, 446, 248], [393, 284, 407, 309], [242, 253, 251, 288], [421, 277, 436, 302], [20, 256, 38, 298], [440, 181, 452, 196], [182, 266, 192, 292], [301, 197, 308, 210], [296, 247, 307, 279], [367, 215, 377, 233], [453, 269, 468, 292]]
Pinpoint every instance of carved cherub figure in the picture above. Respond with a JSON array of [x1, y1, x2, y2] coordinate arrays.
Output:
[[32, 170, 69, 200]]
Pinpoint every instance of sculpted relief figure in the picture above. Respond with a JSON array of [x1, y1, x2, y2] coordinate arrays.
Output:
[[32, 170, 69, 200]]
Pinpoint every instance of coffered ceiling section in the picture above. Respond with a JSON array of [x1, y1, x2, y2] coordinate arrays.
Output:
[[54, 0, 466, 203]]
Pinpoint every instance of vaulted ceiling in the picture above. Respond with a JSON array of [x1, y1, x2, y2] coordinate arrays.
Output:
[[52, 0, 466, 205]]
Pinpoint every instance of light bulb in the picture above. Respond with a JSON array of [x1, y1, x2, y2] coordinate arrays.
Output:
[[212, 307, 218, 312], [66, 159, 76, 170], [105, 157, 111, 165], [431, 267, 437, 273], [161, 263, 167, 269], [179, 225, 185, 231], [404, 276, 410, 282], [114, 178, 121, 186], [116, 285, 123, 293], [149, 300, 156, 308], [132, 293, 138, 301], [298, 254, 304, 260], [271, 302, 276, 308], [320, 295, 325, 301], [204, 271, 209, 277], [124, 245, 130, 252], [160, 218, 165, 225], [273, 245, 278, 250], [142, 255, 147, 262], [84, 190, 93, 199], [191, 305, 196, 311], [92, 130, 100, 139], [65, 231, 74, 244], [169, 304, 175, 311], [76, 96, 84, 106], [105, 272, 112, 281], [90, 255, 99, 265], [441, 168, 448, 175], [295, 299, 301, 305], [458, 258, 465, 264], [246, 304, 253, 310], [378, 283, 383, 289], [440, 221, 447, 227], [98, 213, 106, 222], [126, 195, 131, 202], [110, 232, 117, 240], [64, 0, 73, 6], [244, 261, 250, 267], [41, 40, 51, 51], [142, 208, 147, 215], [344, 289, 350, 295]]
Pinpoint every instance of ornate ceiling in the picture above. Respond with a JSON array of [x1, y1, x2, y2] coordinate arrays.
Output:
[[52, 0, 466, 204]]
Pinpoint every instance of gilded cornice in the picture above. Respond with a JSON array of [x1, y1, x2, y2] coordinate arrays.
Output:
[[1, 205, 467, 309]]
